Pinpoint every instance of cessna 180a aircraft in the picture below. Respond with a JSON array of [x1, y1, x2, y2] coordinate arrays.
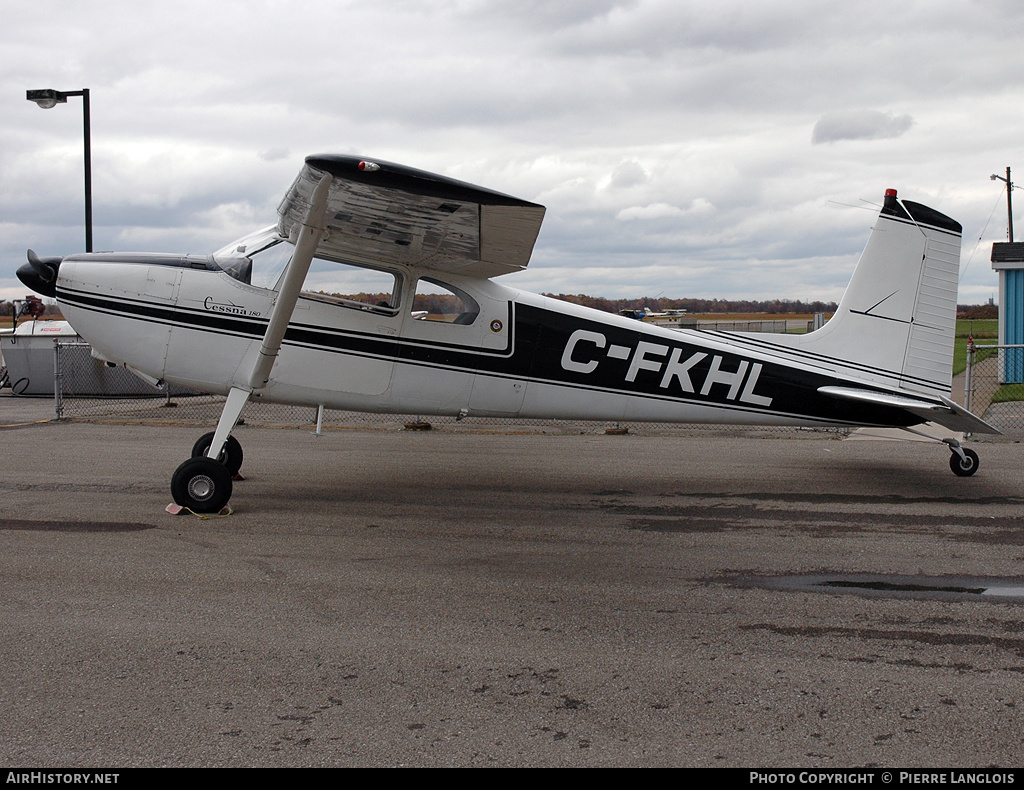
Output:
[[17, 154, 998, 512]]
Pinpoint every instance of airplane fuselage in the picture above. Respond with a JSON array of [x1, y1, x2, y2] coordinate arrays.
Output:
[[55, 252, 917, 431]]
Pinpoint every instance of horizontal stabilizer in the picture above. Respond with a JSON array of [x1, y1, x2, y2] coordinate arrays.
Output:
[[819, 386, 1000, 435]]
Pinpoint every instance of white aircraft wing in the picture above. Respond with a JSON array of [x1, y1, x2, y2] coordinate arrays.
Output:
[[818, 386, 1001, 435], [276, 154, 546, 279]]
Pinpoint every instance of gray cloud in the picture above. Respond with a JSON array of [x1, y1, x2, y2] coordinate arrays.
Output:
[[1, 1, 1020, 306], [258, 147, 290, 163], [811, 110, 915, 144], [609, 160, 648, 189]]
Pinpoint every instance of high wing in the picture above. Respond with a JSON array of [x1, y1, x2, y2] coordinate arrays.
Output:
[[276, 154, 546, 279]]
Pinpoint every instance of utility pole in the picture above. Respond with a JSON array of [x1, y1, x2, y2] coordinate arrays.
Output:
[[991, 166, 1014, 243]]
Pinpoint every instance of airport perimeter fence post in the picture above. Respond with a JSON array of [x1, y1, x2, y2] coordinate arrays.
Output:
[[965, 338, 975, 415], [53, 339, 64, 420]]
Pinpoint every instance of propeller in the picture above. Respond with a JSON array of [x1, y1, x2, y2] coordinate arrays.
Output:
[[16, 249, 63, 298]]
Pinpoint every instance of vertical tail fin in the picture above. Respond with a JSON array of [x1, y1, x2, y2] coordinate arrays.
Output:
[[791, 190, 962, 397]]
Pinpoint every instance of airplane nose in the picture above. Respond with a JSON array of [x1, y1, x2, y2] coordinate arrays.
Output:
[[16, 249, 63, 298]]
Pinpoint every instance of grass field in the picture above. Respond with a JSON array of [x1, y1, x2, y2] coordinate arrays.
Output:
[[683, 312, 823, 322], [952, 319, 1024, 405], [953, 318, 998, 376], [992, 383, 1024, 403]]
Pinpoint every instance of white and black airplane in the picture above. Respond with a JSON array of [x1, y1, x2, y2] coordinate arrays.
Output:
[[17, 154, 998, 511]]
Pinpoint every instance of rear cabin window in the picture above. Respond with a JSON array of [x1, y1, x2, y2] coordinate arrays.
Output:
[[412, 278, 479, 324]]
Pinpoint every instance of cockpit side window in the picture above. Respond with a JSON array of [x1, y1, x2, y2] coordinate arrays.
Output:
[[412, 277, 480, 324], [299, 258, 401, 315], [213, 229, 401, 315]]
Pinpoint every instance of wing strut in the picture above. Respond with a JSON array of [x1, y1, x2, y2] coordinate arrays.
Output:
[[204, 175, 333, 462]]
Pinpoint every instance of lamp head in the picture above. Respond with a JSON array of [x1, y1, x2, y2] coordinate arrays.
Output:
[[26, 89, 67, 109]]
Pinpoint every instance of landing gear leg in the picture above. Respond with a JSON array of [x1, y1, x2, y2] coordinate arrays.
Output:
[[168, 175, 332, 513]]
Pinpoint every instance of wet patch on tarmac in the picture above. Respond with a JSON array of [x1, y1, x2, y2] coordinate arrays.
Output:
[[661, 491, 1024, 507], [609, 497, 1024, 543], [0, 519, 154, 532], [732, 573, 1024, 602], [739, 621, 1024, 661]]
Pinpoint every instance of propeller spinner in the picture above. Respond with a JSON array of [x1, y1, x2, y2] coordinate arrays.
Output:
[[16, 249, 63, 298]]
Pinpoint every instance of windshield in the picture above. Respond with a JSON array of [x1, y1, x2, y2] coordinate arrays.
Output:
[[212, 226, 292, 289]]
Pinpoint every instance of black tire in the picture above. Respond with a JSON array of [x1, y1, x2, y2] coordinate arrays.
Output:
[[171, 457, 233, 512], [191, 432, 244, 476], [949, 448, 980, 477]]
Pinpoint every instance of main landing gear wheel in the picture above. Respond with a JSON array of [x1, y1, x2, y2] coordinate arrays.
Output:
[[191, 432, 244, 476], [171, 457, 233, 512], [949, 447, 980, 477]]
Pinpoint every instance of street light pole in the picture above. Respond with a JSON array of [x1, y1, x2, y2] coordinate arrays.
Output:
[[80, 89, 92, 254], [26, 88, 93, 253]]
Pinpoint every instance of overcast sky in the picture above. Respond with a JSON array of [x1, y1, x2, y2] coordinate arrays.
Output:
[[2, 0, 1022, 306]]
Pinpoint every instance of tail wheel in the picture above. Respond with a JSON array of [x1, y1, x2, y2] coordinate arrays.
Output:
[[949, 448, 980, 477], [191, 432, 244, 476], [171, 457, 233, 512]]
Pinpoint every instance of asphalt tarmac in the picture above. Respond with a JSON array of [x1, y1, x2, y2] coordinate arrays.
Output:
[[2, 402, 1024, 767]]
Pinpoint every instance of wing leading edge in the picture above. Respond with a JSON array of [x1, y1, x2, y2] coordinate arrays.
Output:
[[277, 154, 546, 279]]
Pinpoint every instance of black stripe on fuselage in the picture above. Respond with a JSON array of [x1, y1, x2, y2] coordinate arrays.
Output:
[[59, 288, 266, 339], [57, 286, 920, 428]]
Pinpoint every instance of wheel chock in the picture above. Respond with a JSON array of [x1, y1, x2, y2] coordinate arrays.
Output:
[[165, 503, 233, 519]]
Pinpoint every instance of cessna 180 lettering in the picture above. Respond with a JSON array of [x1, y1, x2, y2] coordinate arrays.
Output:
[[17, 154, 998, 512]]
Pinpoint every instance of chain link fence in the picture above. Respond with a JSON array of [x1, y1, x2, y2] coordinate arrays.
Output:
[[50, 338, 1024, 439], [679, 318, 816, 333], [51, 340, 850, 437], [965, 343, 1024, 440]]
